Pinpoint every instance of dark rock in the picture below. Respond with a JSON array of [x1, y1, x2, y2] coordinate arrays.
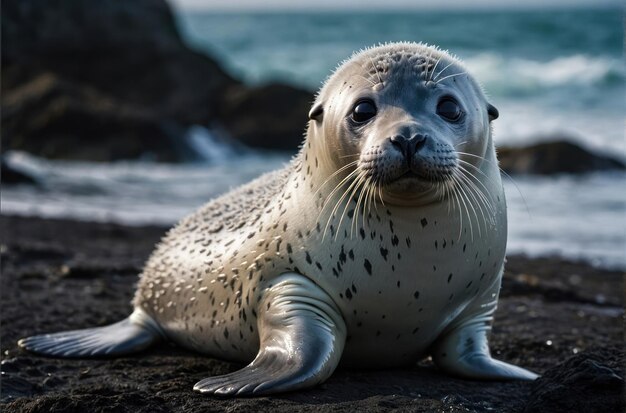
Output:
[[1, 0, 312, 161], [524, 349, 625, 413], [218, 83, 313, 151], [2, 74, 203, 162], [498, 139, 625, 175], [1, 215, 624, 412], [1, 0, 237, 124], [1, 158, 38, 185]]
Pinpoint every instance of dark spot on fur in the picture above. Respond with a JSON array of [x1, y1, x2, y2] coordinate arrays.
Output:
[[339, 246, 347, 264], [414, 291, 420, 299], [421, 218, 428, 227], [364, 259, 372, 275], [448, 273, 453, 283], [380, 247, 388, 261], [345, 289, 353, 300]]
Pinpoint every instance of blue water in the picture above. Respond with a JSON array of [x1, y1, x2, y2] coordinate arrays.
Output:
[[2, 8, 624, 269], [177, 9, 625, 154]]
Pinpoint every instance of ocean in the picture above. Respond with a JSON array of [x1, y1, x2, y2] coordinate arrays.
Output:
[[2, 8, 624, 269]]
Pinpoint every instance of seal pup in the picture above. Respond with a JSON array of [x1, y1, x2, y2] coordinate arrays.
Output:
[[19, 42, 538, 395]]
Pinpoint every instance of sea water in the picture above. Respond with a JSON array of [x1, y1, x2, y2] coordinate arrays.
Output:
[[2, 8, 624, 269]]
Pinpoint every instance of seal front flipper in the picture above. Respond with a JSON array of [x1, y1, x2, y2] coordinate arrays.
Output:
[[194, 273, 347, 396], [18, 309, 164, 357], [431, 272, 538, 381]]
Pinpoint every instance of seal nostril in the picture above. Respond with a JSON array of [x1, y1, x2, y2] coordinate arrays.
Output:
[[389, 135, 409, 158], [412, 134, 428, 153]]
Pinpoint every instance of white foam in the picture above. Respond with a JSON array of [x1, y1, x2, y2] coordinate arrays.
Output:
[[465, 53, 623, 92], [2, 151, 624, 269]]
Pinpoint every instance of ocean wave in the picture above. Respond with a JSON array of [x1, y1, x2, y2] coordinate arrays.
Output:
[[465, 53, 624, 96]]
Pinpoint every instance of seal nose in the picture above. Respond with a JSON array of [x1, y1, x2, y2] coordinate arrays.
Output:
[[389, 134, 428, 161]]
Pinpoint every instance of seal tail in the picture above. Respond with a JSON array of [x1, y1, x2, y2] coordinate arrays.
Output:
[[18, 309, 164, 358]]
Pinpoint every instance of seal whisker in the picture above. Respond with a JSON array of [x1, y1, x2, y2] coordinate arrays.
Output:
[[323, 169, 362, 240], [318, 168, 362, 239], [429, 54, 443, 83], [327, 169, 365, 241], [435, 72, 466, 84], [377, 185, 386, 208], [456, 159, 499, 194], [457, 166, 496, 222], [318, 165, 360, 210], [368, 55, 383, 85], [432, 60, 455, 81], [453, 171, 478, 240], [363, 177, 373, 226], [336, 172, 367, 240], [455, 170, 489, 235], [313, 160, 359, 198], [451, 174, 470, 241], [456, 165, 496, 211], [351, 175, 368, 237], [447, 175, 464, 241], [355, 73, 377, 87], [457, 152, 531, 218]]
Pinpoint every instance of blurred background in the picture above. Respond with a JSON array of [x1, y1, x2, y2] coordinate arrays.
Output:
[[2, 0, 624, 268]]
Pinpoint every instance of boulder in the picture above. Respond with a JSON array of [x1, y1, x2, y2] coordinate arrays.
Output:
[[497, 140, 625, 175], [524, 348, 625, 413], [1, 0, 312, 161], [218, 83, 313, 151]]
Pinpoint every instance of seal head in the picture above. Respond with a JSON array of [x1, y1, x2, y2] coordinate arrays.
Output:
[[309, 43, 499, 207]]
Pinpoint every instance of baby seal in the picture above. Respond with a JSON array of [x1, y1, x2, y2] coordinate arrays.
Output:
[[19, 42, 538, 395]]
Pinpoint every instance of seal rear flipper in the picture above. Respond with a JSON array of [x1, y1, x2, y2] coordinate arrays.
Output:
[[432, 317, 539, 381], [431, 275, 538, 381], [18, 309, 164, 358], [194, 273, 347, 396]]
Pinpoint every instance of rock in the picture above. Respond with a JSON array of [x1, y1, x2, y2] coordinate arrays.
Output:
[[1, 0, 312, 161], [2, 73, 203, 162], [1, 0, 237, 125], [524, 348, 625, 413], [497, 139, 625, 175], [218, 83, 313, 151]]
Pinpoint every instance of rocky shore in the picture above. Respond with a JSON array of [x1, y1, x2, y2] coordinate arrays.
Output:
[[0, 215, 623, 413]]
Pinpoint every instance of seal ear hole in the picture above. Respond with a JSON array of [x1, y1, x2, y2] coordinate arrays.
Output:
[[309, 103, 324, 122], [487, 103, 499, 121]]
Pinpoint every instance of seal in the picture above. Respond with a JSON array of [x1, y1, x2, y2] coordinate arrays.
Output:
[[19, 42, 538, 396]]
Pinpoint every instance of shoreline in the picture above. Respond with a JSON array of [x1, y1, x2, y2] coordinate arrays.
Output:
[[1, 214, 623, 412]]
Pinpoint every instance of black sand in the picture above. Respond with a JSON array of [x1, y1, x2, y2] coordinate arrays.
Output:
[[1, 215, 623, 412]]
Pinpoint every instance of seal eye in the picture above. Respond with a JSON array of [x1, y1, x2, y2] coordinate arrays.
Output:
[[437, 98, 462, 122], [351, 100, 377, 123]]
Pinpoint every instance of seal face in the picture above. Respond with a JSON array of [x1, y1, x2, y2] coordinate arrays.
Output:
[[18, 42, 538, 396]]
